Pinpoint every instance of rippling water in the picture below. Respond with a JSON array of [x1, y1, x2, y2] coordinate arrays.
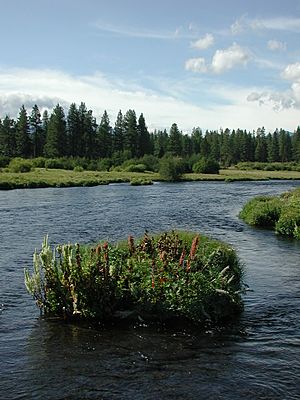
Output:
[[0, 181, 299, 399]]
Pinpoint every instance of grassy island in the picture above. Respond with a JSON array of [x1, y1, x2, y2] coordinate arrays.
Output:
[[24, 231, 244, 326], [239, 188, 300, 239]]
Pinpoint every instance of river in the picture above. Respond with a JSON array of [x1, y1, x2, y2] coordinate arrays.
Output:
[[0, 181, 299, 399]]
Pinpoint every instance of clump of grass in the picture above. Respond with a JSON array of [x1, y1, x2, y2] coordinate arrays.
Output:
[[240, 188, 300, 239], [130, 178, 153, 186], [24, 231, 244, 325]]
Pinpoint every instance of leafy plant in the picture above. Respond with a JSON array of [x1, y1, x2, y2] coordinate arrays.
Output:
[[24, 231, 244, 325]]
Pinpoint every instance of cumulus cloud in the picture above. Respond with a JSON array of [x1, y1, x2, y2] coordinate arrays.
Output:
[[211, 43, 250, 74], [191, 33, 214, 50], [281, 62, 300, 81], [185, 57, 207, 73], [247, 62, 300, 111]]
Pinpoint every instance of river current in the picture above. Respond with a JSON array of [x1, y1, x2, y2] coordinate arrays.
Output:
[[0, 181, 299, 399]]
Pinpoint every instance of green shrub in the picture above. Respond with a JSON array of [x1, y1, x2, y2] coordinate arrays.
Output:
[[193, 158, 220, 174], [141, 155, 159, 172], [9, 158, 33, 173], [31, 157, 46, 168], [159, 157, 183, 181], [130, 178, 153, 186], [24, 231, 243, 324], [73, 165, 84, 172], [125, 163, 147, 173]]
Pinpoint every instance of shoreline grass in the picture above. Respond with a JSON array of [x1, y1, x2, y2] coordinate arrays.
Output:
[[1, 167, 300, 190]]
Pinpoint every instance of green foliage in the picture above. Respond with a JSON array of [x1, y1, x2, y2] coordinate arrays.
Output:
[[0, 155, 10, 168], [193, 158, 220, 174], [8, 158, 33, 173], [240, 189, 300, 239], [130, 178, 153, 186], [125, 163, 147, 173], [24, 231, 243, 324], [73, 165, 84, 172], [239, 196, 283, 227], [159, 156, 183, 181], [236, 161, 300, 172]]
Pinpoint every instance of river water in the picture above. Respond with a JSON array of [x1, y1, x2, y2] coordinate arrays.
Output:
[[0, 181, 299, 399]]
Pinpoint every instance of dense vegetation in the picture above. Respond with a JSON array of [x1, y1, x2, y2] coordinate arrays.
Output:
[[24, 231, 244, 325], [1, 103, 300, 169], [239, 188, 300, 239]]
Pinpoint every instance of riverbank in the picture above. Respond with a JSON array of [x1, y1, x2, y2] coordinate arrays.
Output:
[[239, 187, 300, 239], [1, 167, 300, 189], [24, 231, 244, 325]]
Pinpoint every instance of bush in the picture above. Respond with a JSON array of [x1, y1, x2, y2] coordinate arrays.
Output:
[[73, 165, 84, 172], [9, 158, 33, 173], [24, 231, 243, 324], [159, 157, 183, 181], [31, 157, 46, 168], [193, 158, 220, 174], [130, 178, 153, 186], [125, 163, 147, 173]]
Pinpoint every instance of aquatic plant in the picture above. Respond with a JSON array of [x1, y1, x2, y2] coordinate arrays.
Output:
[[240, 188, 300, 239], [24, 231, 244, 325]]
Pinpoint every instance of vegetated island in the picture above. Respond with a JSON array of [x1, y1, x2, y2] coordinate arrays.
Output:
[[24, 231, 244, 326], [239, 187, 300, 239]]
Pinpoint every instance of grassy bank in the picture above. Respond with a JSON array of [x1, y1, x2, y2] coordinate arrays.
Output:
[[1, 167, 300, 189], [24, 231, 244, 326], [239, 188, 300, 239]]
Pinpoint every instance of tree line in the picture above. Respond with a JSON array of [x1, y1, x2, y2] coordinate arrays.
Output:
[[0, 103, 300, 166]]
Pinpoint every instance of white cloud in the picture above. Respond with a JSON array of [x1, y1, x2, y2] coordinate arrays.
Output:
[[211, 43, 250, 74], [251, 17, 300, 32], [267, 39, 287, 51], [230, 16, 247, 35], [281, 62, 300, 81], [0, 67, 298, 132], [185, 57, 207, 73], [191, 33, 214, 50]]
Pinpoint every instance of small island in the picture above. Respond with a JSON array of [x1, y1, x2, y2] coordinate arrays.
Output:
[[24, 231, 244, 326], [239, 188, 300, 239]]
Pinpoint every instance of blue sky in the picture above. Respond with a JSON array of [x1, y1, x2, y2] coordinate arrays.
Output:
[[0, 0, 300, 132]]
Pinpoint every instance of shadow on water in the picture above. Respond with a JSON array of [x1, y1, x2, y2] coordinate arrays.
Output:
[[0, 180, 300, 399]]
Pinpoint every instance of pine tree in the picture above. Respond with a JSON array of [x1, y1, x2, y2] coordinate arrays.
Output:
[[16, 105, 31, 157], [168, 123, 182, 156], [279, 129, 292, 162], [267, 130, 280, 162], [292, 126, 300, 161], [112, 110, 124, 155], [30, 104, 45, 157], [97, 110, 112, 158], [123, 109, 138, 158], [153, 129, 168, 158], [67, 103, 80, 156], [191, 127, 202, 154], [0, 116, 16, 157], [255, 127, 267, 162], [137, 113, 151, 157], [44, 104, 67, 157]]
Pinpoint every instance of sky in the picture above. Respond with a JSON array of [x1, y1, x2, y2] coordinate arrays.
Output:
[[0, 0, 300, 132]]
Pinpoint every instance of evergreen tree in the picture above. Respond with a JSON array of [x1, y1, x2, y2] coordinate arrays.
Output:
[[123, 109, 138, 158], [292, 126, 300, 161], [97, 110, 112, 158], [0, 116, 16, 157], [153, 129, 168, 158], [267, 130, 280, 162], [279, 129, 292, 162], [200, 133, 210, 158], [112, 110, 124, 155], [255, 127, 267, 162], [137, 113, 151, 157], [30, 104, 45, 157], [16, 105, 31, 157], [78, 102, 96, 158], [168, 123, 182, 156], [191, 127, 202, 154], [44, 104, 67, 157], [67, 103, 80, 156]]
